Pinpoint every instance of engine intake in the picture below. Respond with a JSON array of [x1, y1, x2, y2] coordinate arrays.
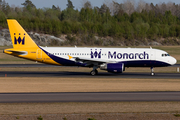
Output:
[[100, 63, 124, 73]]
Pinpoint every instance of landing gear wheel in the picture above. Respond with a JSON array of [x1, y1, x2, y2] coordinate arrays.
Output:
[[90, 69, 98, 76], [151, 72, 155, 76], [90, 70, 96, 76]]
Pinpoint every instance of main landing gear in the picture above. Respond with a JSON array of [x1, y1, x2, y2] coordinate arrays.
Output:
[[90, 69, 98, 76], [90, 66, 98, 76], [150, 67, 155, 76]]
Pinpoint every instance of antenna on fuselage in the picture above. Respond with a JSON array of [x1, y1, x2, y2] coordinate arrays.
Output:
[[75, 45, 77, 48], [150, 46, 152, 49]]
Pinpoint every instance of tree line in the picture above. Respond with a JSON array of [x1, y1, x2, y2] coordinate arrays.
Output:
[[0, 0, 180, 46]]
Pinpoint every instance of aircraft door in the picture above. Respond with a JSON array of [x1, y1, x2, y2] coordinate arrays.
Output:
[[150, 50, 156, 60], [36, 49, 42, 59]]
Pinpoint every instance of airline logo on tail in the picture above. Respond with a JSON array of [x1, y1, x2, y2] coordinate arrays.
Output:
[[14, 33, 26, 45]]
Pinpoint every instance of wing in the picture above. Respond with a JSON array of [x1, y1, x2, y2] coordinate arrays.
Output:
[[73, 56, 116, 67]]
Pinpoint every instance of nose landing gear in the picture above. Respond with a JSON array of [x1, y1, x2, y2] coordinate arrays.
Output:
[[150, 67, 155, 76]]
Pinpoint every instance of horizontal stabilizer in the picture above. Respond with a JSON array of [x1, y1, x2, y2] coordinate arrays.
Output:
[[4, 49, 27, 55]]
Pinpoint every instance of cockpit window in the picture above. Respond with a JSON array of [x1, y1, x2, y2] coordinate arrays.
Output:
[[162, 54, 170, 57]]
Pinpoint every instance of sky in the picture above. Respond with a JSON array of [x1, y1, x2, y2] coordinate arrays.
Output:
[[4, 0, 180, 10]]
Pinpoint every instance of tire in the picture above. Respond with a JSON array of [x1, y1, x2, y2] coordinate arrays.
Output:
[[90, 70, 96, 76], [151, 72, 155, 76]]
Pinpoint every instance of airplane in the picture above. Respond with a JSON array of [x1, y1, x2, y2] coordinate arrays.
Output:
[[3, 19, 177, 76]]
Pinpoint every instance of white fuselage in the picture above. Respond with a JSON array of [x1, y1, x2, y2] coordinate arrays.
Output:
[[40, 47, 177, 67]]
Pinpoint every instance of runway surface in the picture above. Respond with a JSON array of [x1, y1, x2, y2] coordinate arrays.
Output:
[[0, 64, 179, 103], [0, 64, 179, 78], [0, 92, 180, 103], [0, 71, 179, 79]]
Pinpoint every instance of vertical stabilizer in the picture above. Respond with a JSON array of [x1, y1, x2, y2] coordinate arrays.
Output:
[[7, 19, 38, 49]]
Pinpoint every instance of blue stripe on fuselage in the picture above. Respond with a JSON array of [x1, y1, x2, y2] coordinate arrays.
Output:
[[123, 60, 171, 67], [40, 47, 88, 66], [40, 47, 76, 66]]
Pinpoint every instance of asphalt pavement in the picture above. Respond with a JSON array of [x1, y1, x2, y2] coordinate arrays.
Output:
[[0, 71, 179, 79], [0, 92, 180, 103]]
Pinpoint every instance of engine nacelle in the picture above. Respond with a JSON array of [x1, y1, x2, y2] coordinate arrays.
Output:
[[100, 63, 124, 73]]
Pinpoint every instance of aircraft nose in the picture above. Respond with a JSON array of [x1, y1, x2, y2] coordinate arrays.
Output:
[[170, 57, 177, 65]]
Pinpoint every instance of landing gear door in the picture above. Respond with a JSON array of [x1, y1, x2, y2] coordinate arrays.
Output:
[[150, 50, 156, 60]]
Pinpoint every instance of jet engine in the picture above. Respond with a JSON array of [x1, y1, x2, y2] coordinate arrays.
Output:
[[100, 63, 124, 73]]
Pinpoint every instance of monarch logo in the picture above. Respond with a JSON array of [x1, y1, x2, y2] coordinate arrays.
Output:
[[14, 33, 25, 45], [91, 49, 101, 58], [108, 51, 149, 59]]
